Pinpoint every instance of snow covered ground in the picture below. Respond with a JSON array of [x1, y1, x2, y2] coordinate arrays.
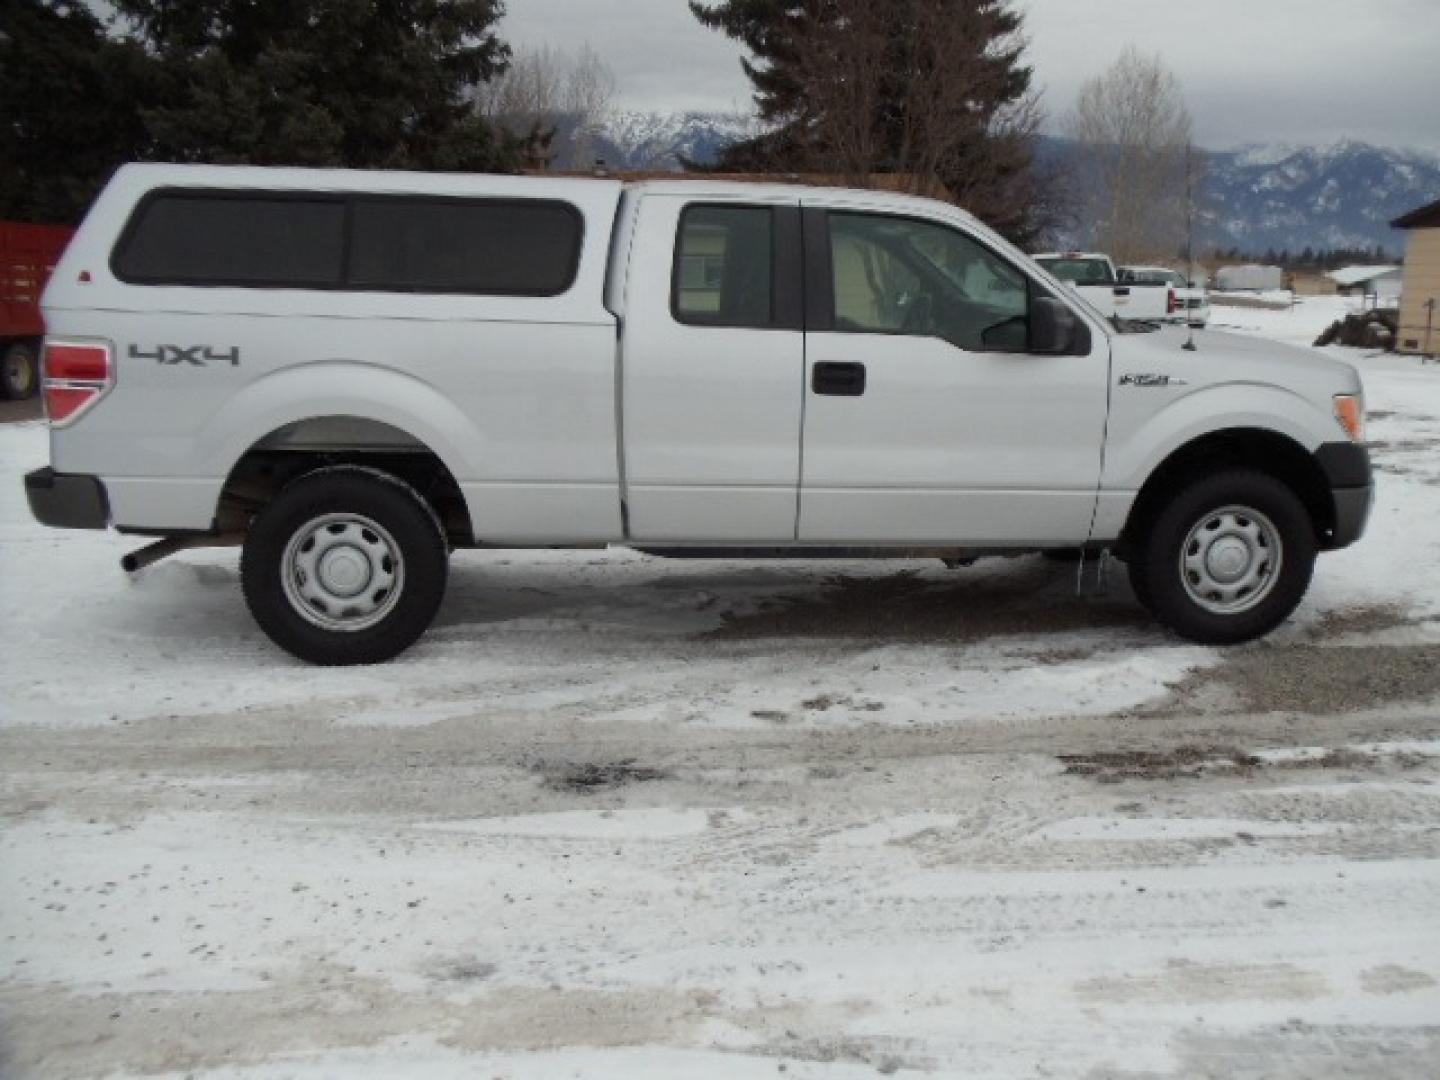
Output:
[[3, 296, 1440, 1077]]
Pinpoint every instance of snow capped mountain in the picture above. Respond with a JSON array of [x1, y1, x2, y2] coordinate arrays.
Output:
[[591, 113, 1440, 254], [1200, 139, 1440, 253], [591, 110, 760, 171], [1228, 142, 1305, 169], [1038, 135, 1440, 254]]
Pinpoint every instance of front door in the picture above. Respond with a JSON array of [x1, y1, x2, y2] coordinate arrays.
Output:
[[621, 195, 805, 541], [798, 207, 1110, 545]]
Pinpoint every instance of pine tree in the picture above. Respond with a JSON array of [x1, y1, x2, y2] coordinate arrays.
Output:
[[689, 0, 1054, 244], [0, 1, 158, 223], [114, 0, 524, 171]]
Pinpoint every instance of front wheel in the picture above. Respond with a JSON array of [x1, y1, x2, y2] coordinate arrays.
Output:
[[241, 467, 448, 665], [1128, 470, 1316, 645]]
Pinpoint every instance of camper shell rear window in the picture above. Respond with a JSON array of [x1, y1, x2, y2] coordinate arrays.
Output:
[[111, 189, 584, 296]]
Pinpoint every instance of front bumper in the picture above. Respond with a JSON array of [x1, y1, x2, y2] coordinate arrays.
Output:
[[1313, 442, 1372, 550], [25, 468, 110, 530]]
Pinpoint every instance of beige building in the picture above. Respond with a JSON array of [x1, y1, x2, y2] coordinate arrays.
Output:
[[1392, 198, 1440, 356]]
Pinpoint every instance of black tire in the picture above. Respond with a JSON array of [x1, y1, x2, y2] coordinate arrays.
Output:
[[241, 466, 448, 665], [1127, 469, 1316, 645], [1, 341, 39, 400]]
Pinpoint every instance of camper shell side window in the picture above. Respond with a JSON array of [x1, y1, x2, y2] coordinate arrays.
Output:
[[111, 189, 585, 296]]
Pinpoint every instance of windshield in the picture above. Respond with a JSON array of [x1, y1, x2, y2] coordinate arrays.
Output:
[[1034, 257, 1115, 286], [913, 212, 1113, 333]]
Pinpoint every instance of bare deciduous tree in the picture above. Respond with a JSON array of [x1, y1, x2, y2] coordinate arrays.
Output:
[[473, 43, 616, 169], [1069, 46, 1193, 263]]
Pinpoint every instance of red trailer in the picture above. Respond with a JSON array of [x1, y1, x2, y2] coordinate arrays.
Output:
[[1, 221, 75, 399]]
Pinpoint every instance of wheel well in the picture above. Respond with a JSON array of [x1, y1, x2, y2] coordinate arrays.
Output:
[[217, 417, 475, 547], [1121, 429, 1333, 554]]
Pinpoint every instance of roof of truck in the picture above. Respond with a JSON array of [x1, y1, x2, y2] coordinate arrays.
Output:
[[628, 176, 964, 213], [108, 162, 623, 197], [103, 163, 973, 223]]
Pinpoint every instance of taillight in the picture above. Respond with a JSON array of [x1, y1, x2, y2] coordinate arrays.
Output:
[[1167, 289, 1178, 315], [43, 341, 113, 426]]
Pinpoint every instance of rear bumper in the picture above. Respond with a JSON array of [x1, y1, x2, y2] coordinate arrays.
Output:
[[1313, 442, 1372, 550], [1161, 306, 1209, 326], [24, 467, 110, 530]]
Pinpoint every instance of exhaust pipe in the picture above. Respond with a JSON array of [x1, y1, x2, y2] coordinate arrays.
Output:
[[121, 533, 241, 573]]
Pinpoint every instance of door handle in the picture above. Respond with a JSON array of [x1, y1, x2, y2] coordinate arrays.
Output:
[[812, 361, 866, 397]]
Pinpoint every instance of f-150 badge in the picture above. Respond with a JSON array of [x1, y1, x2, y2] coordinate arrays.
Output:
[[129, 344, 240, 367], [1119, 373, 1187, 387]]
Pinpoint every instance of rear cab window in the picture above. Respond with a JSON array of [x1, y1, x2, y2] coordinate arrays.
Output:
[[670, 202, 802, 331], [1123, 268, 1186, 286], [111, 189, 583, 296], [1035, 257, 1116, 286], [672, 205, 774, 328]]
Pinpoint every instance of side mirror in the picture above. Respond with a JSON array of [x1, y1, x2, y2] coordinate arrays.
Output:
[[1031, 296, 1079, 355]]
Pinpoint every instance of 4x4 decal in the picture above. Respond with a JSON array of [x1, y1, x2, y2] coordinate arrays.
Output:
[[129, 344, 240, 367]]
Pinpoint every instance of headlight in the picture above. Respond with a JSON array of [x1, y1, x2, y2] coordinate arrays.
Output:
[[1334, 394, 1365, 443]]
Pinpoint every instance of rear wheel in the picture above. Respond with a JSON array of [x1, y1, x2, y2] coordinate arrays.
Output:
[[1128, 470, 1315, 644], [1, 342, 39, 400], [241, 467, 448, 665]]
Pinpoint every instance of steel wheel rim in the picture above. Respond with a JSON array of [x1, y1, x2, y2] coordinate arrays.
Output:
[[281, 513, 404, 632], [4, 350, 34, 396], [1179, 504, 1283, 615]]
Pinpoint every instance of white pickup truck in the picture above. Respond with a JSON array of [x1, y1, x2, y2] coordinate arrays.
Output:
[[1032, 252, 1172, 322], [1120, 265, 1212, 328], [26, 165, 1372, 664]]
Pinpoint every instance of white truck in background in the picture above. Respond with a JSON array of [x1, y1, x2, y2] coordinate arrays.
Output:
[[1032, 252, 1172, 322], [1121, 265, 1211, 328], [25, 165, 1372, 664]]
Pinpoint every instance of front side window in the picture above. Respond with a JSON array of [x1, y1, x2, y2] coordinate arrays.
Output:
[[829, 213, 1030, 351], [673, 205, 774, 328]]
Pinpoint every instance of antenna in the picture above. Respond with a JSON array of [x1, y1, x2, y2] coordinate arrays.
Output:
[[1183, 141, 1199, 352]]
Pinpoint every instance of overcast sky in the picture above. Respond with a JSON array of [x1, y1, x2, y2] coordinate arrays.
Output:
[[498, 0, 1440, 151]]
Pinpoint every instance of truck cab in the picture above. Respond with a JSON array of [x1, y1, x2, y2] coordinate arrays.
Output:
[[26, 166, 1372, 663], [1031, 251, 1171, 322]]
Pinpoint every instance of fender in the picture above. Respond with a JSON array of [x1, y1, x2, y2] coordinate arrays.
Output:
[[199, 359, 626, 544], [1103, 380, 1334, 494], [202, 358, 482, 496], [91, 360, 483, 533]]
